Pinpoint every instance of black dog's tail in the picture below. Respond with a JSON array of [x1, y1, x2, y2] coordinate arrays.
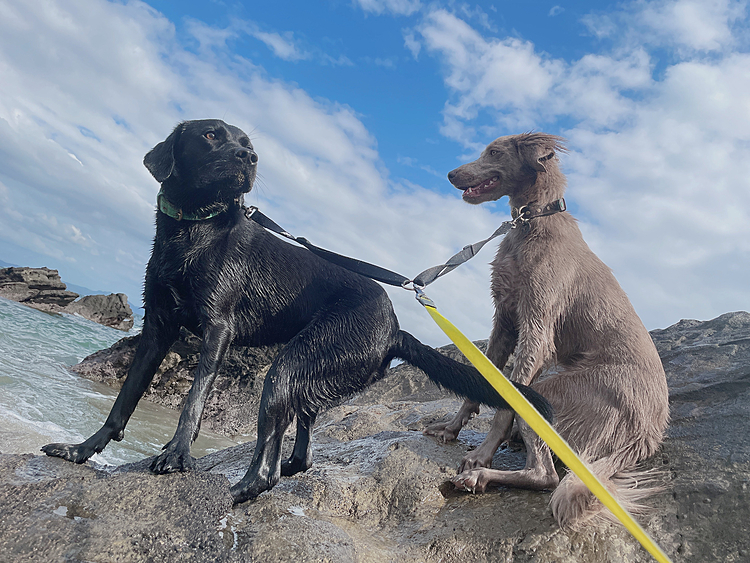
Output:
[[392, 330, 554, 422]]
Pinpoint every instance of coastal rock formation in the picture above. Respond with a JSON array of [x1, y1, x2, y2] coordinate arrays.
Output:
[[64, 293, 135, 331], [0, 267, 79, 311], [1, 312, 748, 562], [0, 266, 134, 331]]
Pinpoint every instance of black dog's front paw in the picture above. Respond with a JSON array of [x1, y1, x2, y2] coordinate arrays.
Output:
[[41, 442, 96, 464], [150, 443, 195, 474]]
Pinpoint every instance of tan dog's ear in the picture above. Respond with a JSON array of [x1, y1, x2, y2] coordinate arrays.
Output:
[[516, 133, 567, 174], [517, 137, 556, 173], [534, 150, 555, 172], [524, 148, 554, 172]]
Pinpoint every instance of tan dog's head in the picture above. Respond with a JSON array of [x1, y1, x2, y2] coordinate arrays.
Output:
[[448, 133, 567, 206]]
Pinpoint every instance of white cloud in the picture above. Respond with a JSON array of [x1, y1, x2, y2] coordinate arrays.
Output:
[[407, 1, 750, 328], [0, 0, 504, 346], [415, 9, 566, 139], [403, 31, 421, 59], [636, 0, 747, 52], [549, 6, 564, 17], [581, 13, 618, 39], [583, 0, 748, 53], [355, 0, 422, 16], [251, 30, 310, 61]]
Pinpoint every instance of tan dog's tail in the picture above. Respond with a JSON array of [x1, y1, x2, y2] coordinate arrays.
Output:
[[550, 455, 663, 529]]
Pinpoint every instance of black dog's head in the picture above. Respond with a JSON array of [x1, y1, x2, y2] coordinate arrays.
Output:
[[144, 119, 258, 210]]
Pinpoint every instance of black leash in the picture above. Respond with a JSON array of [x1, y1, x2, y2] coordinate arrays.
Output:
[[242, 198, 565, 290], [244, 207, 410, 287]]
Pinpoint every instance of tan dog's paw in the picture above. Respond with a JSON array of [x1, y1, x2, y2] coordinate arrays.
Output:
[[452, 468, 491, 494], [423, 422, 461, 443], [458, 448, 494, 473]]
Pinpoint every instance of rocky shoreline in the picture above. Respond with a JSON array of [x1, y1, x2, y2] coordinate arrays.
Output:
[[0, 311, 748, 562], [0, 267, 134, 331]]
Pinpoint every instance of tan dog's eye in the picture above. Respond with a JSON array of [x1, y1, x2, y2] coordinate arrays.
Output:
[[205, 131, 216, 140]]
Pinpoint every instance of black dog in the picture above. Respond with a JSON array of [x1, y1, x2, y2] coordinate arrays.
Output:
[[43, 119, 552, 503]]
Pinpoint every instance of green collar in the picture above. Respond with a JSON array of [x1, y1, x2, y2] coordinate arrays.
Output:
[[156, 190, 227, 221]]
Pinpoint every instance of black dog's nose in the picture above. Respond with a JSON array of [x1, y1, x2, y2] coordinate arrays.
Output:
[[236, 148, 259, 165], [447, 169, 457, 181]]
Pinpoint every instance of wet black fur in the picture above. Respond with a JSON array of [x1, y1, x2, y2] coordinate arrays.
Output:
[[43, 119, 552, 503]]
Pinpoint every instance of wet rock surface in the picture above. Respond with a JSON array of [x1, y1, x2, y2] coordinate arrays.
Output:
[[1, 312, 749, 562]]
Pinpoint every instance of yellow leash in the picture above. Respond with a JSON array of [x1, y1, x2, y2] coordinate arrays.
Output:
[[416, 292, 673, 563]]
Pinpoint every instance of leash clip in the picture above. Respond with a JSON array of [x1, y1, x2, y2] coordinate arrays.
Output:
[[401, 279, 426, 292], [401, 279, 435, 307], [413, 286, 436, 308]]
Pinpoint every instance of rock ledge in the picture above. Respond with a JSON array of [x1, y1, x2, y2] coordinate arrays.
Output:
[[0, 267, 134, 331], [1, 312, 748, 562]]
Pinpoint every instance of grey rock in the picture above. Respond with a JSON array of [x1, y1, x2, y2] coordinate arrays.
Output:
[[0, 281, 37, 302], [0, 267, 79, 311], [0, 266, 67, 290], [0, 266, 136, 331], [2, 312, 749, 562], [64, 293, 135, 331]]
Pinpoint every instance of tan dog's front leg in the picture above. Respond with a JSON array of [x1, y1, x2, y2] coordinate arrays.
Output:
[[458, 409, 514, 472], [511, 318, 555, 387], [454, 321, 518, 469], [452, 418, 559, 493], [423, 399, 479, 442], [453, 318, 558, 491]]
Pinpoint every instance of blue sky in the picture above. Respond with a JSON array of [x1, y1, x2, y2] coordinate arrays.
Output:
[[146, 0, 626, 195], [1, 0, 749, 347]]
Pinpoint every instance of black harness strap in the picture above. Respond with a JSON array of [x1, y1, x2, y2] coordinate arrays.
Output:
[[245, 207, 410, 287], [243, 198, 566, 290]]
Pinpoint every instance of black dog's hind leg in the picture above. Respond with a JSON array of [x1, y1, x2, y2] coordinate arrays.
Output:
[[281, 411, 318, 476], [231, 291, 396, 504], [43, 319, 178, 463], [230, 356, 297, 503], [151, 320, 234, 473]]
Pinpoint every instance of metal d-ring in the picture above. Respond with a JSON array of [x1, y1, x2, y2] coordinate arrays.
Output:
[[512, 205, 531, 228]]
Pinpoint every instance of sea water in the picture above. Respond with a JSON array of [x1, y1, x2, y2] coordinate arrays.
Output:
[[0, 296, 239, 466]]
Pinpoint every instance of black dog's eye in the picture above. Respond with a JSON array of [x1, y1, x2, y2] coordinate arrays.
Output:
[[205, 131, 216, 140], [490, 150, 498, 156]]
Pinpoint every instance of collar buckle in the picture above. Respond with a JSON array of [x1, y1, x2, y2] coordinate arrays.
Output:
[[511, 198, 566, 228]]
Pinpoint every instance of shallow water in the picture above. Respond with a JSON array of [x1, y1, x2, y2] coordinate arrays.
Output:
[[0, 296, 239, 466]]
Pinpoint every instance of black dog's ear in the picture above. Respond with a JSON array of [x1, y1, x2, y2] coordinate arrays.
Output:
[[143, 123, 184, 182]]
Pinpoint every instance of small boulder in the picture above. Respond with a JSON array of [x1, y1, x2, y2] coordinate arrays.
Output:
[[64, 293, 135, 331]]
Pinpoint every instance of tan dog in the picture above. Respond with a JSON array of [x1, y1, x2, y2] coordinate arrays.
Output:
[[425, 133, 669, 527]]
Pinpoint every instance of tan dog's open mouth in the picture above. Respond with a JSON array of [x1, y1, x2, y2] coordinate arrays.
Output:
[[461, 176, 499, 201]]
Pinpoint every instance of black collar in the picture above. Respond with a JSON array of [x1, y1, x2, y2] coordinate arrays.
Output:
[[156, 190, 231, 221], [511, 198, 566, 223]]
